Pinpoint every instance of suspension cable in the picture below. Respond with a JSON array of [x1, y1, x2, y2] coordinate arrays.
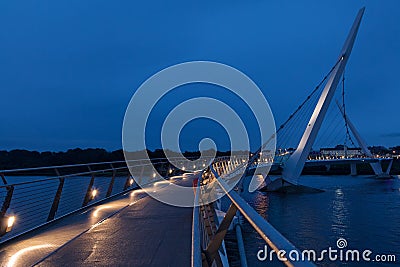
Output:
[[275, 57, 342, 136], [341, 69, 356, 148]]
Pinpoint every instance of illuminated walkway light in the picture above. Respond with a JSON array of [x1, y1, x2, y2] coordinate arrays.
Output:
[[91, 188, 98, 200], [0, 215, 16, 236]]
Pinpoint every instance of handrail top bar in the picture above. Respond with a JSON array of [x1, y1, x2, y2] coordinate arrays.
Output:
[[0, 156, 220, 174], [0, 166, 128, 188], [191, 171, 203, 267], [0, 156, 234, 187], [0, 160, 126, 173], [208, 165, 315, 267]]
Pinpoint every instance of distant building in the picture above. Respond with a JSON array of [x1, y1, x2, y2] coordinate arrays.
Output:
[[368, 146, 390, 156], [320, 145, 362, 157], [390, 146, 400, 159]]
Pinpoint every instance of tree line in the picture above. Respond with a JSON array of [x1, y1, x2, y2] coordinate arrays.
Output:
[[0, 148, 231, 170]]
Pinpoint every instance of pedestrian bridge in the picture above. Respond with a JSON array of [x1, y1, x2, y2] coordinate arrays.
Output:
[[0, 157, 313, 267], [0, 7, 394, 267], [0, 153, 392, 267]]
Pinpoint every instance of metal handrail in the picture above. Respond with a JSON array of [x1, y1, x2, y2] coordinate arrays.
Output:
[[191, 172, 203, 267], [0, 166, 126, 188], [191, 163, 315, 267], [0, 156, 209, 174], [0, 160, 127, 174], [218, 181, 313, 267], [0, 156, 219, 187]]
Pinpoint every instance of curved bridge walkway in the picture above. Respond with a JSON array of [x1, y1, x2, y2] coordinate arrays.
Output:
[[0, 176, 195, 267]]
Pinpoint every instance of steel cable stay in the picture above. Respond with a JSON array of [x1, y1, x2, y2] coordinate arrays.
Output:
[[312, 71, 359, 156], [217, 59, 341, 188], [274, 58, 343, 157], [341, 70, 357, 149]]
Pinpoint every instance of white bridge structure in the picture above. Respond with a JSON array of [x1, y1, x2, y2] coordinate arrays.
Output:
[[249, 7, 394, 192]]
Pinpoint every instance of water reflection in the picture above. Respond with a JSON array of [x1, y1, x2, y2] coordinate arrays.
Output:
[[331, 188, 349, 237], [235, 175, 400, 267]]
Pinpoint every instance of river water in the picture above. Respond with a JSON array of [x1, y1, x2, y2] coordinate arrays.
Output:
[[232, 175, 400, 266]]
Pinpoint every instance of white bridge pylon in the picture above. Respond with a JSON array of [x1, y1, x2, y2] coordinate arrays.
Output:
[[266, 8, 366, 191], [336, 100, 392, 177]]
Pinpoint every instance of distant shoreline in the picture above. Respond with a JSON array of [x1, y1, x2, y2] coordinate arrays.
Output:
[[1, 148, 399, 175]]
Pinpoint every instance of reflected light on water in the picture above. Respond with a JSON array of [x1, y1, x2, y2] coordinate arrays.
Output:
[[335, 188, 344, 196], [7, 244, 54, 267], [332, 188, 348, 236]]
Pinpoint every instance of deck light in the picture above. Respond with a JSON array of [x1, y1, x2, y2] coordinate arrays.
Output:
[[0, 215, 15, 236], [91, 189, 98, 199], [129, 178, 134, 186]]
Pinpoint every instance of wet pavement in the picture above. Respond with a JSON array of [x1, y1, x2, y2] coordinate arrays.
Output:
[[0, 175, 194, 267]]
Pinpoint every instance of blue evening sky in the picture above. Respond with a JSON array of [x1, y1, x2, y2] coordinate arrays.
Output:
[[0, 1, 399, 151]]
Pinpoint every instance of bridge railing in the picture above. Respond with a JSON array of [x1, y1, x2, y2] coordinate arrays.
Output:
[[0, 157, 197, 243], [192, 159, 315, 267]]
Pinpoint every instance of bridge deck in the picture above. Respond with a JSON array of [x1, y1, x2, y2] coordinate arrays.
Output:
[[0, 176, 194, 267]]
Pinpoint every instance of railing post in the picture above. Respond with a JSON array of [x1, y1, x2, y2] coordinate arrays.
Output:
[[152, 162, 158, 181], [0, 185, 14, 236], [204, 203, 238, 265], [47, 169, 65, 222], [0, 186, 14, 219], [0, 172, 13, 218], [222, 161, 228, 175], [106, 164, 116, 197], [167, 162, 173, 177], [214, 162, 220, 176], [0, 173, 7, 185], [123, 174, 132, 191], [162, 162, 168, 177], [82, 166, 96, 207]]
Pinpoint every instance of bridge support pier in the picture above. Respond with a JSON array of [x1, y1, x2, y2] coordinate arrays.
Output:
[[82, 169, 96, 207], [350, 163, 357, 176], [106, 166, 116, 197]]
